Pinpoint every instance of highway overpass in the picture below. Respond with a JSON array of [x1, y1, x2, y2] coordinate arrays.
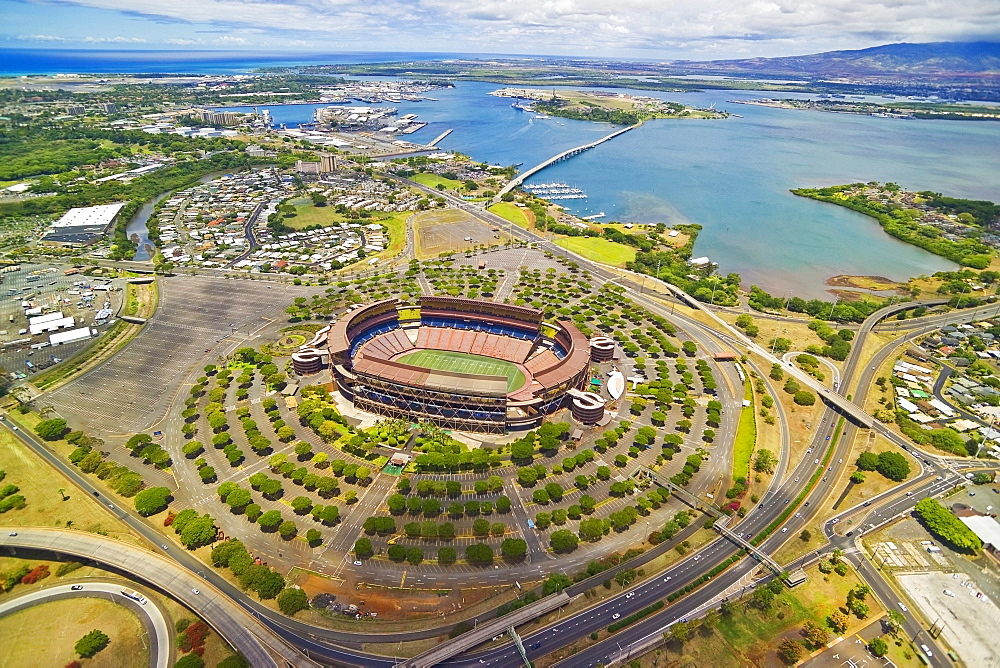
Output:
[[0, 528, 314, 668]]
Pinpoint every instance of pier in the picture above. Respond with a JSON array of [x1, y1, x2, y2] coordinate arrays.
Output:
[[427, 128, 453, 146], [493, 122, 641, 203]]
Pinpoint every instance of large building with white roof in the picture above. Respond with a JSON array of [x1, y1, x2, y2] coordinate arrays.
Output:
[[41, 203, 126, 246]]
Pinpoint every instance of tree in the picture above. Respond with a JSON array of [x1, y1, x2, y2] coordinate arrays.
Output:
[[856, 451, 879, 470], [886, 610, 905, 636], [354, 537, 373, 558], [799, 529, 811, 542], [291, 496, 313, 515], [828, 610, 849, 634], [550, 529, 579, 553], [875, 451, 911, 481], [465, 543, 494, 565], [179, 514, 217, 549], [278, 520, 297, 538], [542, 572, 573, 596], [75, 630, 110, 658], [776, 639, 803, 665], [258, 510, 283, 529], [35, 418, 68, 440], [277, 587, 309, 616], [175, 654, 205, 668], [914, 497, 982, 551], [438, 546, 457, 564], [225, 488, 251, 510], [869, 636, 889, 658], [133, 486, 171, 516], [802, 621, 829, 648], [754, 449, 777, 474], [793, 390, 816, 406], [670, 621, 692, 644]]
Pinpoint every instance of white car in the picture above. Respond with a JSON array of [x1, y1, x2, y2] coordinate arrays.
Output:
[[943, 589, 956, 597], [898, 602, 908, 612], [354, 560, 362, 566], [781, 527, 788, 533], [612, 613, 620, 620], [191, 588, 200, 595]]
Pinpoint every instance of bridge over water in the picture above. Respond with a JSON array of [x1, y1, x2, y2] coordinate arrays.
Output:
[[492, 122, 641, 203]]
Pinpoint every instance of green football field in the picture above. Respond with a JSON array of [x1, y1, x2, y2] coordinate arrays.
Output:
[[398, 349, 526, 392]]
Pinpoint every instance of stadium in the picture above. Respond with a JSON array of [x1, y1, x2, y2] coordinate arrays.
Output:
[[292, 297, 597, 433]]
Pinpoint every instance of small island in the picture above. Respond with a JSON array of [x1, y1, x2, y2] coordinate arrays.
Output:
[[490, 87, 728, 124], [793, 182, 1000, 268], [733, 97, 1000, 121]]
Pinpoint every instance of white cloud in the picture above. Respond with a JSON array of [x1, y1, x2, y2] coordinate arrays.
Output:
[[83, 35, 148, 43], [12, 0, 1000, 56], [19, 34, 71, 41]]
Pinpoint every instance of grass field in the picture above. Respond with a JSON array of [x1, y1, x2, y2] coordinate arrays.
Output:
[[0, 428, 139, 542], [733, 382, 757, 480], [487, 202, 533, 229], [553, 236, 636, 267], [398, 350, 525, 391], [411, 173, 463, 191], [0, 598, 147, 668]]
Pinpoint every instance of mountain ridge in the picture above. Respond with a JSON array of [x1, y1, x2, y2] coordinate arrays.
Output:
[[664, 41, 1000, 79]]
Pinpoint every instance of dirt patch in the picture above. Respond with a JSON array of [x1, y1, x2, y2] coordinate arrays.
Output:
[[827, 275, 908, 293], [412, 209, 496, 259], [291, 568, 511, 625]]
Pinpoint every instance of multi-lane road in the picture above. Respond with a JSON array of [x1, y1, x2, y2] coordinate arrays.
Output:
[[7, 187, 1000, 667], [0, 580, 172, 668]]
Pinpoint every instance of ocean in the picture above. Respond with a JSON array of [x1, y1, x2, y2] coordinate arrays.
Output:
[[216, 82, 1000, 298]]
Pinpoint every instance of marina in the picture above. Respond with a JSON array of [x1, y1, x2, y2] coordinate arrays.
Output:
[[523, 182, 588, 200]]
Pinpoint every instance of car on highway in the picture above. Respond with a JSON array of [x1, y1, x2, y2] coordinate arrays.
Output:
[[920, 644, 933, 657], [161, 544, 168, 550], [612, 613, 620, 620], [663, 576, 672, 582], [7, 532, 16, 536], [71, 585, 83, 590], [625, 592, 635, 598], [898, 602, 908, 612], [815, 459, 820, 464], [781, 527, 788, 533], [191, 588, 200, 595]]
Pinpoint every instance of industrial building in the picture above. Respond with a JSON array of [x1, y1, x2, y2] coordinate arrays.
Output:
[[41, 203, 126, 246]]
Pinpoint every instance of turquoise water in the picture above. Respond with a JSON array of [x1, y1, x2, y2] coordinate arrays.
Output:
[[222, 82, 1000, 298]]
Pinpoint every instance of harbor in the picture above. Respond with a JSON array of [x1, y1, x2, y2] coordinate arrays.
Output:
[[523, 182, 588, 200]]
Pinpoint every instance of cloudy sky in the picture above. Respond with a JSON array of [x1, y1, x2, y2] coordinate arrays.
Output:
[[3, 0, 999, 59]]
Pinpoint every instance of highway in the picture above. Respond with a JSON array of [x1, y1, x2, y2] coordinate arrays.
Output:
[[0, 579, 172, 668], [14, 183, 1000, 667]]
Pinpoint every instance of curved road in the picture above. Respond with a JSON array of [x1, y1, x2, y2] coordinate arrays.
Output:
[[0, 580, 172, 668]]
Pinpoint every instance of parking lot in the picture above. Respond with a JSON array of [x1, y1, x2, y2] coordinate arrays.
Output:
[[0, 263, 122, 380], [412, 209, 498, 258], [896, 571, 999, 667], [46, 275, 315, 435]]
